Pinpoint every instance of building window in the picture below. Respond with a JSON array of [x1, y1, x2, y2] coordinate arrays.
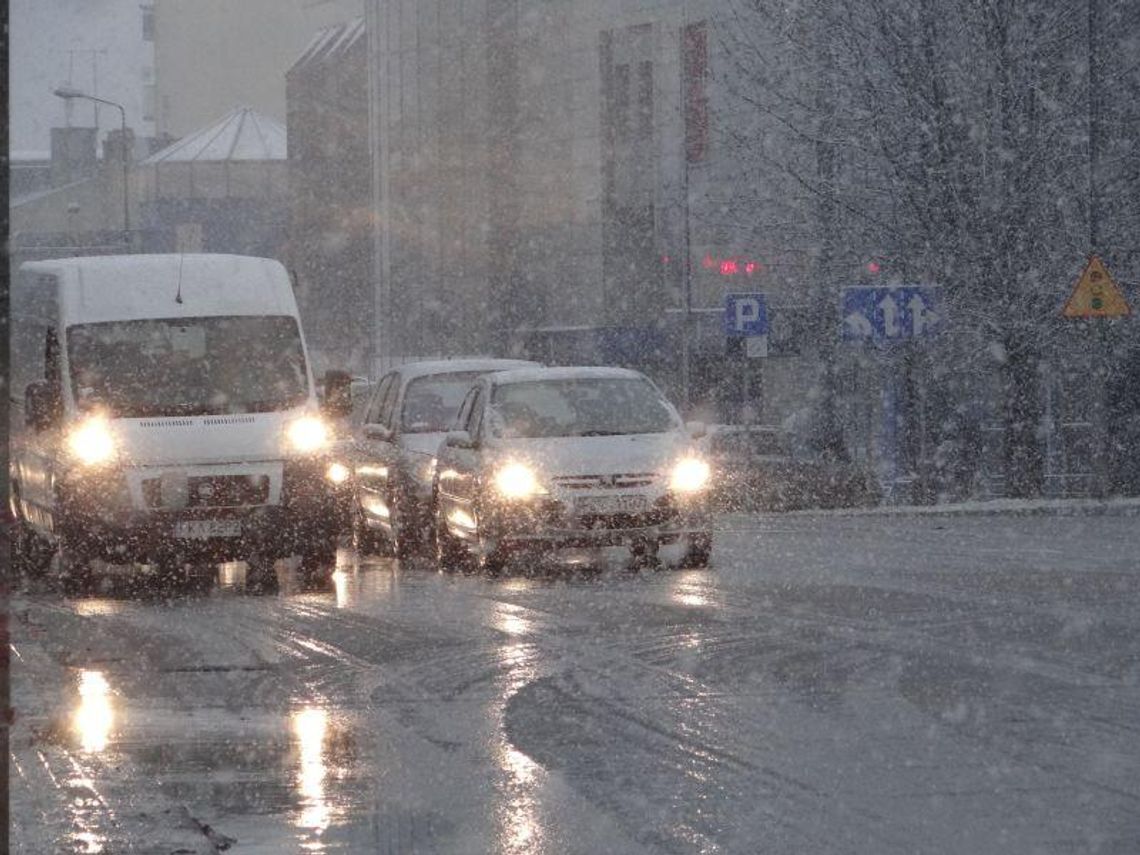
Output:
[[141, 4, 155, 41]]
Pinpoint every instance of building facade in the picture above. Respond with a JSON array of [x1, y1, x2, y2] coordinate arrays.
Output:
[[286, 18, 374, 374], [10, 0, 157, 159], [323, 1, 1140, 499], [152, 0, 362, 138]]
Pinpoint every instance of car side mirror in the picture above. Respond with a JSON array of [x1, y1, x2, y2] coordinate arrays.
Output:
[[445, 429, 474, 449], [321, 369, 353, 419], [25, 380, 61, 432], [686, 421, 707, 440], [364, 423, 393, 442]]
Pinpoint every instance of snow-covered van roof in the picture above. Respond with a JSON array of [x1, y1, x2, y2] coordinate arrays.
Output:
[[22, 254, 298, 326], [394, 358, 539, 383], [487, 366, 649, 385]]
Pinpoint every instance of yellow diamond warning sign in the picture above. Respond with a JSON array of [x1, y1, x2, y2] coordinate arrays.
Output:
[[1061, 256, 1131, 319]]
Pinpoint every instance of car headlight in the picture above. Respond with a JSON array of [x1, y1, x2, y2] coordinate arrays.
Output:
[[493, 462, 545, 498], [326, 461, 350, 485], [670, 457, 711, 493], [67, 417, 117, 466], [286, 415, 330, 454]]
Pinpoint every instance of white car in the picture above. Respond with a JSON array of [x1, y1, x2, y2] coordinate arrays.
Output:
[[350, 358, 539, 558], [432, 366, 713, 573]]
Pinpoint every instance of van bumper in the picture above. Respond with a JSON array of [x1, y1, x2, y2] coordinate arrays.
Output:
[[57, 458, 339, 564]]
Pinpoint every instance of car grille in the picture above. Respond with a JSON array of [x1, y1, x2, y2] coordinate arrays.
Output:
[[551, 472, 659, 490], [577, 508, 672, 530]]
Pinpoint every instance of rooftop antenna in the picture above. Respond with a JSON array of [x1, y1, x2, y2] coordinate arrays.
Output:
[[175, 254, 185, 304]]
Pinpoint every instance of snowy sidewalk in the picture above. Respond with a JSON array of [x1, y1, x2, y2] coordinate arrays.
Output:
[[725, 495, 1140, 522]]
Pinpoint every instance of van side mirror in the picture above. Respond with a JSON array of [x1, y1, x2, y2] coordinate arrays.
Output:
[[445, 429, 474, 449], [25, 380, 61, 432], [321, 369, 353, 418], [686, 421, 708, 440]]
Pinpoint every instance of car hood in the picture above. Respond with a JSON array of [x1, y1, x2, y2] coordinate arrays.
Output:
[[491, 432, 695, 477]]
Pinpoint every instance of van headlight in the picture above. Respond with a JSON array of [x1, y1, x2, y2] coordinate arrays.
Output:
[[67, 417, 117, 467], [326, 461, 350, 485], [285, 415, 331, 454], [493, 462, 545, 499], [670, 457, 711, 493]]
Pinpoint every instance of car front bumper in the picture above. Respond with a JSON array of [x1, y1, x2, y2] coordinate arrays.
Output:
[[461, 492, 711, 551]]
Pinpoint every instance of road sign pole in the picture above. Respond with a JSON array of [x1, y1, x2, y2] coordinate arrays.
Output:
[[1092, 321, 1111, 499]]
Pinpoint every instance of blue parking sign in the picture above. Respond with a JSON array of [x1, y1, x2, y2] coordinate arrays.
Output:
[[724, 293, 769, 336]]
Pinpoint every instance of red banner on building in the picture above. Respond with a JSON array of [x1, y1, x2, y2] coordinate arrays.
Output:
[[683, 21, 708, 163]]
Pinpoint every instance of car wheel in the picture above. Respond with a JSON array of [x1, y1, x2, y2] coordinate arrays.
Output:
[[245, 554, 279, 594], [388, 489, 416, 561], [352, 501, 387, 557], [477, 538, 508, 576], [434, 506, 474, 574], [679, 532, 713, 569]]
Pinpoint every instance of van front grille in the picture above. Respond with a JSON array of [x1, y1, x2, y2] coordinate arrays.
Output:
[[142, 475, 270, 508]]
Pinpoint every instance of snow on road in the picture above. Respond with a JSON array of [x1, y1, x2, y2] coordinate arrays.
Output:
[[9, 510, 1140, 853]]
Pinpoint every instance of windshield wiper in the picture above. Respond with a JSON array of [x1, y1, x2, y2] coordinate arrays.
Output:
[[577, 429, 628, 436]]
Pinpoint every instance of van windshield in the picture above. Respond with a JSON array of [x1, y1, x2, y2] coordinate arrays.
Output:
[[66, 315, 309, 417]]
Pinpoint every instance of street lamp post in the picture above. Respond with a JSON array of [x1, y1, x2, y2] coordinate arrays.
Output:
[[53, 85, 131, 247]]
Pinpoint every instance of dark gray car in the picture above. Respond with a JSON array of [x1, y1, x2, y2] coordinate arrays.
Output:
[[350, 358, 539, 558]]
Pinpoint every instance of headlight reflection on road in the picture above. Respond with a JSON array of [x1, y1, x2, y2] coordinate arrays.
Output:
[[332, 570, 352, 609], [492, 640, 545, 854], [496, 743, 543, 854], [671, 572, 713, 610], [494, 604, 531, 637], [74, 670, 114, 754], [292, 706, 331, 839]]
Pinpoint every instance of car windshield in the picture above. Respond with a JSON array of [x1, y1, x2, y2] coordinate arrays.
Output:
[[489, 377, 678, 438], [66, 315, 308, 417], [401, 372, 483, 432]]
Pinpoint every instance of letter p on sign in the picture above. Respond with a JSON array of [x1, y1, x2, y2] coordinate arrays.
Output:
[[724, 293, 768, 336], [735, 298, 760, 331]]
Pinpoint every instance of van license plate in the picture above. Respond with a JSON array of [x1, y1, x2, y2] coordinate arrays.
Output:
[[174, 519, 242, 539], [576, 495, 647, 514]]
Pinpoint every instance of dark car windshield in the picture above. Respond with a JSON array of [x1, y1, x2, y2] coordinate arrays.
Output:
[[489, 377, 679, 438], [401, 372, 484, 432], [66, 315, 309, 417]]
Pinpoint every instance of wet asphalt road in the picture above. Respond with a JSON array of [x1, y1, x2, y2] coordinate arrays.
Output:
[[9, 509, 1140, 854]]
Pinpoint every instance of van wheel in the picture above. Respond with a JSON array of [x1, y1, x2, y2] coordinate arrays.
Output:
[[57, 541, 95, 595], [13, 521, 53, 580], [679, 533, 713, 569], [245, 555, 279, 594], [298, 537, 336, 585]]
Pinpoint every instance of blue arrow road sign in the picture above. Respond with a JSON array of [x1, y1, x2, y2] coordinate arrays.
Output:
[[724, 293, 769, 336], [841, 286, 943, 342]]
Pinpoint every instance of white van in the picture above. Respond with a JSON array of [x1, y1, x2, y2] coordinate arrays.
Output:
[[9, 254, 351, 592]]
